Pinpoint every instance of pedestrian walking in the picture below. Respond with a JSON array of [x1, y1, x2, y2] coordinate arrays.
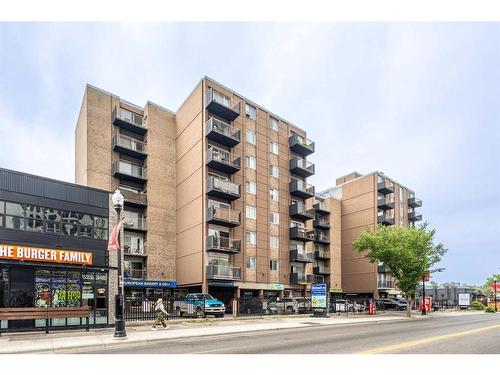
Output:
[[152, 298, 169, 330]]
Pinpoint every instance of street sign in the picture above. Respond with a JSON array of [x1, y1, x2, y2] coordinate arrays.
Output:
[[458, 293, 471, 307], [419, 297, 432, 313]]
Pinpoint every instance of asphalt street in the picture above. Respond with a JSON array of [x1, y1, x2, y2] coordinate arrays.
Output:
[[82, 313, 500, 354]]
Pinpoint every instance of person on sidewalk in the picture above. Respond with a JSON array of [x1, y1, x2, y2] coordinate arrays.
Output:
[[152, 298, 170, 330]]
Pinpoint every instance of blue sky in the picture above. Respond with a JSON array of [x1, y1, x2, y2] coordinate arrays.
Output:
[[0, 23, 498, 285]]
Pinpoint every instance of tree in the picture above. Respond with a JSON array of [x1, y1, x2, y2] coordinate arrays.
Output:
[[353, 223, 447, 317], [482, 274, 500, 297]]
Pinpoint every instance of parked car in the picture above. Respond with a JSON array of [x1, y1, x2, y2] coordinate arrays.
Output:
[[239, 298, 264, 314], [376, 298, 407, 311], [173, 293, 225, 318]]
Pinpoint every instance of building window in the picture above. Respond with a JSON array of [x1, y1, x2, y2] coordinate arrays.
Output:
[[247, 256, 256, 269], [246, 231, 256, 245], [269, 165, 279, 178], [270, 235, 279, 249], [245, 104, 256, 120], [269, 212, 279, 225], [246, 205, 256, 220], [246, 181, 256, 195], [269, 141, 279, 155], [270, 260, 279, 271], [246, 155, 256, 170], [270, 117, 278, 131], [246, 129, 256, 145], [269, 189, 279, 202]]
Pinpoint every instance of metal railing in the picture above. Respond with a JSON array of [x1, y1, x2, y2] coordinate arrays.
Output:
[[124, 269, 147, 279], [206, 235, 241, 253], [289, 202, 315, 217], [313, 218, 330, 227], [288, 134, 315, 152], [290, 180, 315, 196], [112, 134, 146, 153], [290, 157, 315, 173], [113, 107, 144, 128], [205, 117, 240, 142], [313, 202, 329, 212], [123, 242, 146, 256], [289, 248, 313, 262], [206, 265, 241, 280], [313, 266, 331, 274], [206, 88, 240, 113], [314, 249, 331, 259], [206, 206, 241, 225], [124, 213, 146, 230], [120, 188, 147, 206], [207, 176, 240, 196], [113, 160, 147, 179], [206, 146, 241, 169], [289, 226, 315, 240]]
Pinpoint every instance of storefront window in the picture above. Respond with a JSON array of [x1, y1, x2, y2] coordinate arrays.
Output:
[[51, 270, 66, 326], [34, 270, 51, 327], [0, 268, 8, 329], [95, 273, 108, 324]]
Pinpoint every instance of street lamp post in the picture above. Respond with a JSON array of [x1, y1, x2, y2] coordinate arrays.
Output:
[[112, 189, 126, 339], [421, 278, 426, 316]]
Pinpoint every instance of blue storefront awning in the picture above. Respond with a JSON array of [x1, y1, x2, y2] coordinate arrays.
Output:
[[124, 279, 177, 288]]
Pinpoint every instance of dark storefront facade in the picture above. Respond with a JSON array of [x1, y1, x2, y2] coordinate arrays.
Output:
[[0, 168, 111, 332]]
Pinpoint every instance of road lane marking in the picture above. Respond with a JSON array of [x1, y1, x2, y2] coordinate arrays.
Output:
[[359, 323, 500, 354]]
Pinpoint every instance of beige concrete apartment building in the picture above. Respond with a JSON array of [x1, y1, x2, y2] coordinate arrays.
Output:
[[75, 77, 342, 305], [321, 171, 422, 299]]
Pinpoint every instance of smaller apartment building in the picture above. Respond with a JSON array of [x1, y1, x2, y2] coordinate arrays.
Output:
[[321, 171, 422, 299]]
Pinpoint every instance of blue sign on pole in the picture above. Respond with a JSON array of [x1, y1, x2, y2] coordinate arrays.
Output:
[[123, 279, 177, 288]]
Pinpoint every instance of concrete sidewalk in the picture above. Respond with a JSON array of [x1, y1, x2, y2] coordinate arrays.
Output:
[[0, 314, 411, 354]]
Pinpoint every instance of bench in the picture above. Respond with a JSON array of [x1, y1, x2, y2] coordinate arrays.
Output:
[[0, 307, 90, 335]]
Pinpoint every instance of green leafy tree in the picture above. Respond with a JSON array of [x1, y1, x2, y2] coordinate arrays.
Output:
[[353, 223, 447, 317], [482, 274, 500, 297]]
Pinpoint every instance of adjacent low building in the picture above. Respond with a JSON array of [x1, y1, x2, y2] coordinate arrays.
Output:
[[0, 167, 114, 332]]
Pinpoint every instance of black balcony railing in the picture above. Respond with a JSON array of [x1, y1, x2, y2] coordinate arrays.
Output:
[[288, 134, 315, 156], [313, 202, 329, 214], [314, 231, 330, 244], [377, 212, 395, 226], [289, 180, 315, 199], [289, 157, 315, 178], [314, 250, 331, 259], [206, 265, 241, 280], [205, 117, 240, 147], [124, 269, 147, 279], [289, 203, 315, 220], [120, 188, 147, 207], [112, 134, 147, 159], [206, 236, 241, 253], [377, 196, 395, 210], [408, 211, 422, 222], [112, 160, 147, 184], [313, 217, 330, 229], [205, 88, 240, 121], [408, 197, 423, 208], [112, 107, 146, 135], [377, 179, 394, 194], [206, 146, 241, 174], [289, 226, 315, 241], [206, 206, 241, 227], [289, 249, 313, 262], [313, 266, 331, 275], [206, 176, 240, 201]]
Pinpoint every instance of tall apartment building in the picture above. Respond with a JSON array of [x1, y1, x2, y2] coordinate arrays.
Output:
[[75, 85, 177, 301], [75, 77, 343, 305], [321, 171, 422, 299]]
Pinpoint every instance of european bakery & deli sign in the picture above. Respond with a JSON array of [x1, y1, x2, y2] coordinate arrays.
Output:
[[0, 244, 92, 265]]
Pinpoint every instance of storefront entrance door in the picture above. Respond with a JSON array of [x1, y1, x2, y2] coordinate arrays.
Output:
[[9, 267, 35, 329]]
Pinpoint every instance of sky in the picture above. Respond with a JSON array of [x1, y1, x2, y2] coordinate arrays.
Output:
[[0, 22, 498, 285]]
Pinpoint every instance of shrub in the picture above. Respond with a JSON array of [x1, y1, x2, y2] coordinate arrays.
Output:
[[470, 301, 485, 311], [485, 306, 496, 313]]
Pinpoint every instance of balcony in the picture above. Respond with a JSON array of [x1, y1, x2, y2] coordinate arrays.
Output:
[[289, 226, 315, 241], [120, 188, 147, 207], [206, 146, 241, 174], [205, 117, 240, 147], [377, 195, 395, 210], [289, 202, 315, 220], [408, 211, 423, 222], [205, 88, 240, 121], [206, 176, 240, 201], [112, 107, 146, 135], [408, 197, 423, 208], [124, 268, 147, 279], [206, 265, 241, 280], [314, 231, 330, 244], [313, 202, 329, 214], [289, 180, 315, 199], [112, 160, 147, 184], [313, 217, 330, 229], [289, 249, 313, 263], [206, 236, 241, 253], [290, 273, 316, 284], [289, 157, 315, 178], [314, 250, 331, 260], [112, 134, 147, 160], [377, 279, 396, 290], [288, 134, 315, 156], [377, 212, 395, 226], [123, 242, 146, 257], [124, 214, 147, 232], [206, 206, 241, 227], [377, 179, 395, 194], [313, 266, 331, 275]]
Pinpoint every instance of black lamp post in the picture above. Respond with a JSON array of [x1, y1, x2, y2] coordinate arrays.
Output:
[[421, 278, 426, 316], [112, 189, 126, 339]]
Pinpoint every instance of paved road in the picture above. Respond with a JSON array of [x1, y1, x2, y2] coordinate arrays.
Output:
[[83, 313, 500, 354]]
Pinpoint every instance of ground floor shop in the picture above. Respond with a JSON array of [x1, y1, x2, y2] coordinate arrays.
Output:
[[0, 263, 110, 331]]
